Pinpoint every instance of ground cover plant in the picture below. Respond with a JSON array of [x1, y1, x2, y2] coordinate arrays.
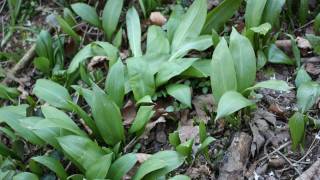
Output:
[[0, 0, 320, 179]]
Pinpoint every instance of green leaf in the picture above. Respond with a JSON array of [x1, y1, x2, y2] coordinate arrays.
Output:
[[71, 3, 100, 27], [13, 172, 38, 180], [172, 0, 207, 51], [102, 0, 123, 40], [176, 139, 194, 157], [202, 0, 242, 34], [112, 28, 123, 48], [33, 57, 50, 75], [166, 84, 191, 107], [261, 0, 286, 29], [298, 0, 308, 24], [107, 153, 137, 180], [245, 0, 267, 29], [142, 151, 185, 179], [57, 135, 106, 172], [85, 153, 113, 180], [36, 30, 53, 63], [295, 67, 311, 88], [105, 59, 125, 107], [257, 50, 267, 70], [166, 5, 185, 43], [314, 13, 320, 34], [0, 142, 17, 159], [126, 7, 142, 57], [199, 121, 206, 143], [33, 79, 72, 110], [297, 81, 320, 113], [215, 91, 253, 120], [169, 35, 212, 61], [156, 58, 198, 87], [41, 106, 87, 137], [133, 159, 166, 180], [306, 34, 320, 54], [245, 80, 292, 92], [0, 84, 19, 101], [197, 136, 215, 154], [56, 15, 80, 43], [127, 57, 155, 101], [67, 44, 93, 73], [91, 85, 125, 145], [210, 38, 237, 102], [146, 25, 170, 55], [169, 175, 191, 180], [93, 41, 119, 65], [229, 28, 256, 92], [139, 0, 159, 17], [63, 8, 77, 27], [267, 44, 295, 65], [129, 105, 155, 134], [32, 156, 68, 180], [136, 95, 153, 105], [181, 59, 211, 78], [250, 23, 272, 36], [169, 131, 181, 147], [289, 112, 305, 150]]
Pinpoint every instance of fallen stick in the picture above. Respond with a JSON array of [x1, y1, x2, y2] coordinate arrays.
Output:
[[2, 44, 36, 85]]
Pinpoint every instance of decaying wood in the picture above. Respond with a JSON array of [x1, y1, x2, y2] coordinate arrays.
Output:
[[218, 132, 252, 180], [2, 44, 36, 85], [296, 159, 320, 180]]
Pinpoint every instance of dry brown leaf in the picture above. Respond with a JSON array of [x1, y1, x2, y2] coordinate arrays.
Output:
[[122, 100, 137, 125], [87, 56, 106, 71], [149, 12, 167, 26], [268, 103, 284, 116], [296, 36, 311, 49], [305, 63, 320, 75], [178, 125, 199, 143], [192, 94, 215, 123]]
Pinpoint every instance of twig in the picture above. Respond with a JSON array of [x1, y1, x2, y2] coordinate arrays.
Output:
[[258, 141, 291, 163], [294, 20, 315, 32], [273, 147, 302, 176]]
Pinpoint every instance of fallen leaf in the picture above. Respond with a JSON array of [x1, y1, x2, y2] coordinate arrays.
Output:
[[122, 100, 137, 125], [297, 36, 311, 49], [268, 103, 284, 116], [149, 12, 167, 26], [192, 94, 215, 123], [178, 125, 199, 143], [87, 56, 107, 71], [305, 63, 320, 75]]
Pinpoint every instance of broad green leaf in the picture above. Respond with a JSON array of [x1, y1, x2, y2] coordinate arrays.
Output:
[[257, 50, 267, 70], [71, 3, 100, 27], [127, 57, 155, 101], [169, 175, 191, 180], [156, 58, 198, 87], [142, 151, 185, 179], [113, 28, 123, 48], [72, 85, 94, 107], [136, 95, 153, 105], [197, 136, 215, 154], [33, 57, 50, 75], [139, 54, 170, 75], [215, 91, 253, 120], [102, 0, 123, 40], [166, 5, 185, 43], [63, 8, 77, 27], [229, 28, 256, 92], [245, 0, 267, 28], [210, 38, 237, 102], [289, 112, 305, 150], [139, 0, 159, 17], [315, 13, 320, 34], [36, 30, 53, 64], [91, 85, 125, 145], [85, 153, 113, 180], [105, 59, 125, 107], [56, 15, 80, 43], [262, 0, 286, 29], [306, 34, 320, 54], [33, 79, 72, 110], [199, 121, 206, 143], [211, 29, 220, 46], [245, 80, 292, 92], [146, 26, 170, 55], [13, 172, 38, 180], [172, 0, 207, 51], [129, 105, 155, 133], [32, 156, 68, 180], [297, 81, 320, 113], [267, 44, 295, 65], [202, 0, 242, 34], [298, 0, 308, 24], [166, 84, 191, 107], [93, 41, 119, 65], [181, 60, 211, 78], [295, 67, 311, 88], [133, 159, 166, 180], [68, 44, 93, 73], [126, 7, 142, 57], [0, 84, 19, 101], [169, 131, 181, 147], [250, 23, 272, 36], [169, 35, 212, 61], [57, 135, 106, 172], [107, 153, 137, 180], [41, 106, 87, 137], [176, 139, 194, 157], [0, 142, 17, 159], [244, 0, 267, 41]]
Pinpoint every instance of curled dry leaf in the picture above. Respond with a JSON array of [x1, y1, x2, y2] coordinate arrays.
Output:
[[87, 56, 107, 71], [268, 103, 284, 116], [149, 12, 167, 26], [296, 36, 311, 49], [122, 100, 137, 125]]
